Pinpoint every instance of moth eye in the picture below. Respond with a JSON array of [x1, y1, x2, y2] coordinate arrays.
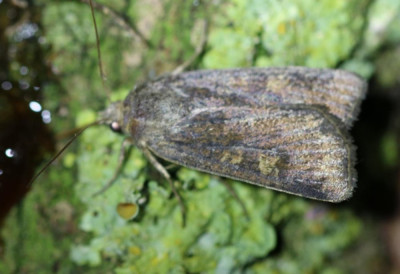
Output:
[[110, 121, 122, 133]]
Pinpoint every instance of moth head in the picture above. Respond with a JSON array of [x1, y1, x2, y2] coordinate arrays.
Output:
[[99, 101, 125, 133]]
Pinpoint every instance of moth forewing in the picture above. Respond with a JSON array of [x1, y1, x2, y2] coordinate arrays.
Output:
[[113, 67, 366, 202], [144, 105, 354, 202], [164, 67, 367, 127]]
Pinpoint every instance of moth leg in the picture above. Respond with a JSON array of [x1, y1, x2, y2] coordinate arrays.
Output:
[[165, 163, 178, 170], [92, 137, 133, 197], [221, 180, 250, 220], [140, 143, 186, 226], [171, 20, 209, 75]]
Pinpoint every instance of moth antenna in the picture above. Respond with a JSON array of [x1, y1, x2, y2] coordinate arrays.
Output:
[[56, 122, 100, 141], [88, 0, 111, 101], [82, 0, 152, 48], [28, 120, 103, 188]]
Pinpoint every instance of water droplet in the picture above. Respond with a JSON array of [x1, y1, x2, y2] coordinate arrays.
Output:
[[42, 110, 51, 123], [1, 81, 12, 90], [5, 148, 15, 158], [20, 66, 29, 75], [29, 101, 42, 112], [19, 80, 29, 90]]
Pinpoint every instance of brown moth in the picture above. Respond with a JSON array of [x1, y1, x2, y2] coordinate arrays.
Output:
[[100, 67, 367, 202]]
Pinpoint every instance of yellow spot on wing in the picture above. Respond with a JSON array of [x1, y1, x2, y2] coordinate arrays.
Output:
[[259, 154, 281, 177], [220, 151, 243, 164]]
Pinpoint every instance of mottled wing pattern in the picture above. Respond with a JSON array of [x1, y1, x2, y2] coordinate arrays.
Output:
[[147, 105, 355, 202], [174, 67, 367, 128]]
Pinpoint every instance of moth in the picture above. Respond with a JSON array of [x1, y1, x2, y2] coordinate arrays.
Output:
[[100, 67, 367, 203]]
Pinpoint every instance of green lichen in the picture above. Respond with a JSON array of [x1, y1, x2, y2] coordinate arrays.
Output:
[[203, 0, 369, 71]]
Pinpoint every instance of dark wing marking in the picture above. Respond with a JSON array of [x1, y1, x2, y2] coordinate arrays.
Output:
[[147, 105, 355, 202], [169, 67, 367, 128]]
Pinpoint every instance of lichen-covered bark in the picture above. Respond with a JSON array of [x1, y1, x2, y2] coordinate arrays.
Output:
[[1, 0, 399, 273]]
